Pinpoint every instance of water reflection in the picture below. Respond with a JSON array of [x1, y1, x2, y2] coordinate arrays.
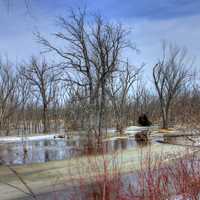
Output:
[[0, 135, 149, 165]]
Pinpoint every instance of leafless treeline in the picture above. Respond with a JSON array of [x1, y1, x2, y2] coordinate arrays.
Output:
[[0, 10, 197, 136]]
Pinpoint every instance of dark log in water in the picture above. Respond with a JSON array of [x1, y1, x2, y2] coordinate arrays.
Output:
[[54, 135, 65, 139]]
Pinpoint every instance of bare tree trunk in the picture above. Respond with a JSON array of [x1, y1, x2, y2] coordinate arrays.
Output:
[[161, 109, 168, 129], [42, 103, 48, 133], [153, 42, 189, 129]]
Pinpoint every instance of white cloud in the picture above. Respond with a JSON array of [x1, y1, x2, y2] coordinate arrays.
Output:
[[126, 14, 200, 68]]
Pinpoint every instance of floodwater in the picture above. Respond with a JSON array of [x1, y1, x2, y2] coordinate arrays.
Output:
[[0, 135, 149, 165], [0, 129, 197, 166]]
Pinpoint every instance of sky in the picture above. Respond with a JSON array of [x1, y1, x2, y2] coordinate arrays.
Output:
[[0, 0, 200, 80]]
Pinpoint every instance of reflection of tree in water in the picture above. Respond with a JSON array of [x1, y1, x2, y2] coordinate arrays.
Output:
[[135, 131, 149, 147], [0, 151, 3, 165], [113, 139, 119, 151], [0, 145, 4, 164], [113, 139, 128, 151], [8, 144, 16, 165], [23, 145, 28, 164], [121, 139, 127, 149], [0, 137, 142, 165], [44, 140, 49, 146], [136, 139, 149, 147], [45, 151, 50, 162]]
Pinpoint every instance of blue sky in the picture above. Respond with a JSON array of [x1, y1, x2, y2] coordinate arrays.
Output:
[[0, 0, 200, 79]]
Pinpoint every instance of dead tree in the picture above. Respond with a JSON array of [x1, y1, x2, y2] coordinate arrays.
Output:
[[153, 42, 189, 129], [37, 9, 131, 139], [20, 57, 60, 133], [0, 62, 18, 134], [107, 62, 141, 134], [16, 69, 32, 134], [132, 79, 159, 123]]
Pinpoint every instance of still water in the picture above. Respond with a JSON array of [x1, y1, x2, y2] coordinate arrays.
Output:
[[0, 137, 144, 165]]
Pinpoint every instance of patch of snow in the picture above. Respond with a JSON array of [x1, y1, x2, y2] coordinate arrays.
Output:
[[106, 126, 152, 134], [0, 134, 59, 143], [125, 126, 149, 132], [125, 126, 150, 136]]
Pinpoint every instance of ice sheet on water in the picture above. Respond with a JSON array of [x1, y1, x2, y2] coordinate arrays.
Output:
[[0, 134, 58, 143], [125, 126, 149, 131]]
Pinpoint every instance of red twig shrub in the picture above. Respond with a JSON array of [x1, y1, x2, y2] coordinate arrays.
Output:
[[63, 148, 200, 200]]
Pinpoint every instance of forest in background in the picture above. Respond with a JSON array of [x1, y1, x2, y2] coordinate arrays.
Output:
[[0, 9, 199, 138]]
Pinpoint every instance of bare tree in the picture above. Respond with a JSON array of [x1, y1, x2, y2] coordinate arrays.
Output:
[[37, 9, 132, 139], [153, 42, 190, 129], [0, 61, 18, 134], [132, 79, 158, 124], [16, 69, 32, 134], [107, 61, 141, 134], [20, 57, 60, 133]]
